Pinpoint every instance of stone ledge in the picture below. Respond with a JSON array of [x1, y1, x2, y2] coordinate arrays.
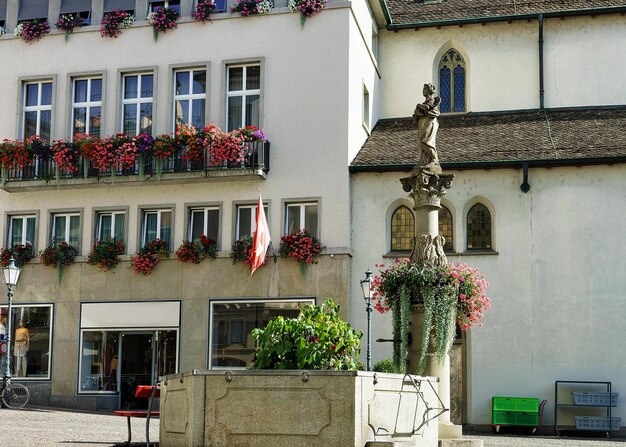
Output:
[[439, 439, 484, 447]]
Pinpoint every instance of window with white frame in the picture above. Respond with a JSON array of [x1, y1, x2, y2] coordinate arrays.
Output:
[[51, 213, 81, 250], [284, 202, 318, 237], [226, 64, 260, 131], [7, 215, 36, 251], [235, 204, 268, 240], [60, 0, 92, 25], [96, 211, 125, 242], [23, 81, 53, 141], [72, 77, 102, 138], [122, 73, 154, 136], [173, 69, 206, 130], [188, 207, 219, 245], [141, 209, 172, 248], [209, 299, 314, 368], [149, 0, 180, 13], [363, 85, 370, 129]]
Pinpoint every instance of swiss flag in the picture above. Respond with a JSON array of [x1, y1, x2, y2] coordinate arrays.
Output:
[[249, 192, 270, 275]]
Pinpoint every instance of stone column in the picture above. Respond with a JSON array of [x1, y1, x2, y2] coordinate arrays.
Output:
[[400, 169, 462, 440]]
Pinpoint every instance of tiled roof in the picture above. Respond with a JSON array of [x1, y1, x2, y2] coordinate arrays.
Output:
[[352, 107, 626, 168], [385, 0, 626, 26]]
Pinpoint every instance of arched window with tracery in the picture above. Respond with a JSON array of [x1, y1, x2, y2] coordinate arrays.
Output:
[[466, 203, 492, 250], [438, 205, 453, 251], [390, 206, 414, 251], [438, 49, 466, 113]]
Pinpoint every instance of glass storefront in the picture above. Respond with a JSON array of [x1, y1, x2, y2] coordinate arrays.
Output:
[[0, 304, 53, 379], [209, 299, 314, 368]]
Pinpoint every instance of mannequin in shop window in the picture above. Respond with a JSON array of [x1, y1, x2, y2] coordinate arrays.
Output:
[[0, 316, 7, 371], [14, 321, 30, 377]]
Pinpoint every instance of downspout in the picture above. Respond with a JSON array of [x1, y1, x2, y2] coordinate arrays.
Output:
[[538, 14, 544, 110]]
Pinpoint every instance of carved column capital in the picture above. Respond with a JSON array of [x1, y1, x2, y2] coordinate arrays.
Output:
[[400, 170, 455, 209]]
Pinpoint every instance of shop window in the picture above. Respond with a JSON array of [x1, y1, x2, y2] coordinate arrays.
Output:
[[438, 205, 453, 251], [390, 206, 414, 252], [466, 203, 492, 250], [209, 299, 314, 369], [0, 304, 53, 379], [284, 202, 318, 237], [235, 203, 268, 240]]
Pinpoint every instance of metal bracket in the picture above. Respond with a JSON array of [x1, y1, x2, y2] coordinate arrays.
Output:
[[301, 371, 309, 383], [225, 370, 233, 382], [521, 162, 531, 193]]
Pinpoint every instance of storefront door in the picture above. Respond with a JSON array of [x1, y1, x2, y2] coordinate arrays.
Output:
[[119, 332, 153, 409]]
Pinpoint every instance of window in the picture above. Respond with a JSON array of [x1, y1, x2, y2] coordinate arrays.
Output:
[[7, 215, 36, 251], [104, 0, 134, 14], [226, 64, 260, 131], [96, 211, 125, 242], [122, 73, 154, 136], [371, 23, 378, 60], [149, 0, 180, 13], [466, 203, 492, 250], [438, 49, 466, 113], [390, 206, 414, 251], [188, 207, 219, 245], [60, 0, 92, 25], [173, 69, 206, 130], [209, 299, 313, 368], [0, 304, 53, 379], [236, 204, 268, 240], [211, 0, 228, 12], [438, 206, 453, 251], [285, 202, 318, 237], [142, 209, 172, 248], [23, 81, 53, 141], [363, 85, 370, 129], [72, 78, 102, 138], [0, 0, 7, 29], [51, 213, 81, 250]]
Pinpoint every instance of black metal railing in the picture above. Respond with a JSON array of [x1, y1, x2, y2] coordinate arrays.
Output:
[[6, 140, 270, 182]]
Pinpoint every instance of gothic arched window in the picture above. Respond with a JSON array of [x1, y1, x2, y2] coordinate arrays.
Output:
[[466, 203, 492, 250], [438, 205, 453, 251], [439, 49, 466, 113], [391, 206, 414, 251]]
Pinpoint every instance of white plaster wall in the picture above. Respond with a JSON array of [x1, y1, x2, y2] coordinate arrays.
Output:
[[378, 21, 539, 117], [0, 7, 354, 250], [543, 14, 626, 108], [350, 164, 626, 425]]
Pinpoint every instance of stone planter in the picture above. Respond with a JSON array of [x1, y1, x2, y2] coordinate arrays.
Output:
[[159, 369, 440, 447]]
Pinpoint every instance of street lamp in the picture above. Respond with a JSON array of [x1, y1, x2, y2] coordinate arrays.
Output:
[[3, 257, 21, 379], [360, 268, 372, 371]]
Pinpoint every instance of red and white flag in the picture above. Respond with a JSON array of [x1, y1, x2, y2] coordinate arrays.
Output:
[[249, 192, 270, 275]]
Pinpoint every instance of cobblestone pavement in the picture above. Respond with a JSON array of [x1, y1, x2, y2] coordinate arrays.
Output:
[[1, 407, 625, 446]]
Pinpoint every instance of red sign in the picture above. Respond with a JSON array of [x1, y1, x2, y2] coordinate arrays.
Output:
[[0, 341, 6, 356]]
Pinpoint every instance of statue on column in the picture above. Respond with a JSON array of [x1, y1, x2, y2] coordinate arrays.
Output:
[[412, 83, 442, 176]]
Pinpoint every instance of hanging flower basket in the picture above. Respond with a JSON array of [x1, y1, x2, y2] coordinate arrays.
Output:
[[100, 9, 134, 38], [147, 6, 179, 41], [192, 0, 217, 23], [175, 235, 217, 264], [278, 229, 322, 273], [0, 244, 34, 268], [130, 238, 170, 275], [87, 238, 125, 271], [288, 0, 327, 23], [56, 13, 83, 40], [14, 19, 50, 43], [231, 0, 273, 17], [40, 241, 76, 284]]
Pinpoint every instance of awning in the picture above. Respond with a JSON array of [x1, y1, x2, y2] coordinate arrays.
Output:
[[103, 0, 135, 13], [0, 0, 7, 21], [60, 0, 91, 14], [18, 0, 49, 20]]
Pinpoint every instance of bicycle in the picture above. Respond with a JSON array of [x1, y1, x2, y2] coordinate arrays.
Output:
[[0, 376, 30, 409]]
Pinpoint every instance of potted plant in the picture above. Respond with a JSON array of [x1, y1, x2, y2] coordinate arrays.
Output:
[[192, 0, 217, 23], [147, 6, 180, 41], [175, 235, 217, 264], [14, 19, 50, 43], [40, 241, 76, 283], [130, 238, 169, 275], [100, 9, 134, 38], [278, 229, 322, 273], [0, 244, 34, 268], [288, 0, 327, 23], [55, 13, 83, 40], [231, 0, 273, 17], [87, 238, 125, 271]]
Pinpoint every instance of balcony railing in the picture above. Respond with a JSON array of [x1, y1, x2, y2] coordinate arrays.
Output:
[[4, 141, 270, 185]]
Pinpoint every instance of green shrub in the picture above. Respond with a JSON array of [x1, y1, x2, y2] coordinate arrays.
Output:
[[372, 358, 402, 374], [251, 299, 362, 370]]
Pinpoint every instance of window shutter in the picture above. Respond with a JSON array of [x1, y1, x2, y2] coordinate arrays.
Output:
[[103, 0, 136, 12], [18, 0, 49, 20], [0, 0, 7, 21], [60, 0, 91, 13]]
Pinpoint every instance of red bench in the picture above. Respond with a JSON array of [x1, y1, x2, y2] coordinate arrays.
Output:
[[114, 385, 160, 447]]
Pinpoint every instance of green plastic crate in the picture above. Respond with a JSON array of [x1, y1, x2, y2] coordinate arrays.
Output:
[[492, 396, 539, 413], [492, 411, 540, 427]]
